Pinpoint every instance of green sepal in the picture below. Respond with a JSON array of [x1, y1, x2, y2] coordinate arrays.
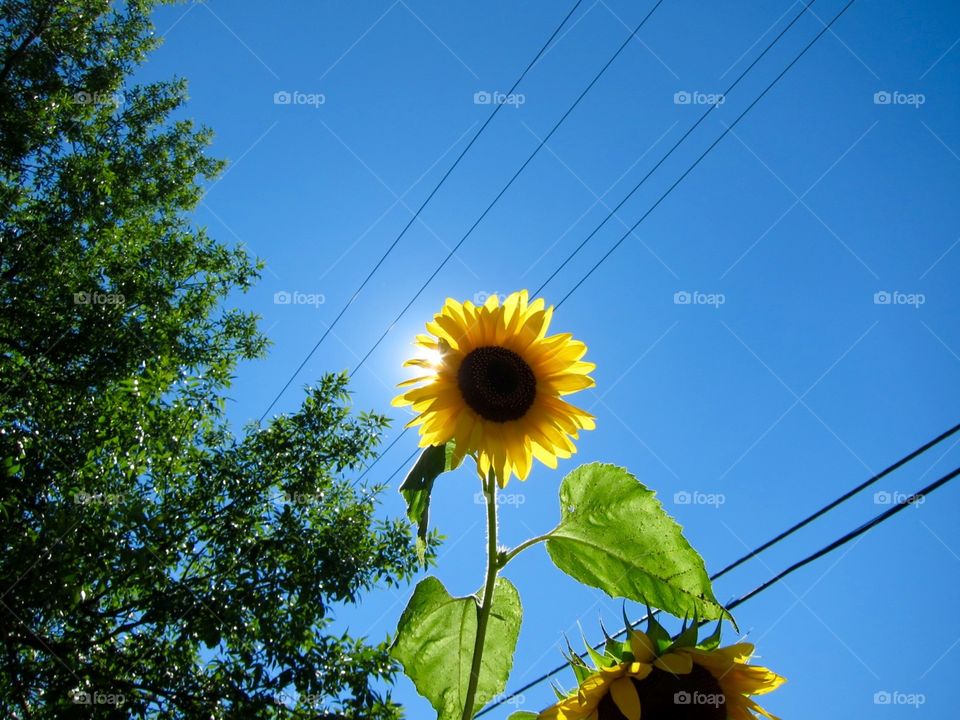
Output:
[[642, 606, 673, 654], [508, 713, 539, 720], [671, 615, 700, 650], [580, 628, 612, 670], [599, 619, 627, 660], [697, 621, 724, 651], [562, 636, 592, 685], [567, 652, 593, 685]]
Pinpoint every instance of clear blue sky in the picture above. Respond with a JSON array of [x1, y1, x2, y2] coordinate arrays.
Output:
[[141, 1, 960, 717]]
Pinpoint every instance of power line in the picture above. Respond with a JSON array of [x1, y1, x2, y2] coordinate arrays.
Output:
[[386, 447, 420, 485], [376, 0, 832, 507], [533, 0, 819, 298], [256, 0, 586, 422], [348, 0, 667, 377], [345, 0, 671, 482], [476, 419, 959, 715], [354, 446, 418, 508], [553, 0, 858, 310], [353, 426, 410, 487], [351, 439, 418, 495], [712, 419, 960, 578], [725, 464, 960, 610]]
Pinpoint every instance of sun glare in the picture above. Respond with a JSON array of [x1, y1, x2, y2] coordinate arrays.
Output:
[[412, 346, 443, 369]]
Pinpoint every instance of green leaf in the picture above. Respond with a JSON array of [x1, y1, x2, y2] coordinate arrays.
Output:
[[507, 713, 539, 720], [399, 441, 464, 553], [545, 463, 729, 622], [391, 575, 522, 720]]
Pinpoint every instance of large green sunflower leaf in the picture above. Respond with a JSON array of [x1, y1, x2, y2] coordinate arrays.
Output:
[[391, 575, 522, 720], [545, 463, 730, 622], [399, 441, 464, 559]]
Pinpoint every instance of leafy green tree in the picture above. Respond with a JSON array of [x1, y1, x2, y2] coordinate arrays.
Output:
[[0, 1, 431, 717]]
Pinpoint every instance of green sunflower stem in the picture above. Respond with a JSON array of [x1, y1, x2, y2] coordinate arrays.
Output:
[[461, 469, 499, 720], [500, 532, 552, 566]]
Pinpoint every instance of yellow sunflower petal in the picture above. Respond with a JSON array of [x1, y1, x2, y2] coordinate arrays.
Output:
[[609, 677, 641, 720], [741, 695, 782, 720], [629, 629, 657, 664], [538, 693, 596, 720], [654, 651, 693, 675], [395, 375, 433, 388], [625, 661, 653, 680]]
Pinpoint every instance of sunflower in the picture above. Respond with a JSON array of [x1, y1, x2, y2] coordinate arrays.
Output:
[[392, 290, 595, 486], [539, 619, 785, 720]]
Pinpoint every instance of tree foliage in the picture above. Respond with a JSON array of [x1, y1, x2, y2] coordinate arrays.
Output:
[[0, 1, 430, 717]]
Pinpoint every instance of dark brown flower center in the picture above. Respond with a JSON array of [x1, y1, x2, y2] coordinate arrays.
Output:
[[457, 346, 536, 422], [597, 664, 726, 720]]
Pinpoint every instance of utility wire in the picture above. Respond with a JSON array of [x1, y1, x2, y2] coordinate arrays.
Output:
[[533, 0, 818, 298], [257, 0, 586, 422], [713, 419, 960, 578], [353, 426, 410, 487], [378, 0, 829, 507], [348, 0, 667, 377], [553, 0, 858, 310], [347, 0, 670, 481], [725, 465, 960, 610], [476, 419, 959, 715], [352, 442, 418, 495], [387, 447, 420, 485]]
